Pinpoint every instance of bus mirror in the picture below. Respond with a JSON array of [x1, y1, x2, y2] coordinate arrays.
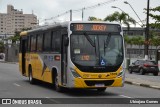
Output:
[[64, 36, 69, 46]]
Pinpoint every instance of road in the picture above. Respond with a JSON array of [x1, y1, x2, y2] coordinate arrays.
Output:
[[0, 63, 160, 107]]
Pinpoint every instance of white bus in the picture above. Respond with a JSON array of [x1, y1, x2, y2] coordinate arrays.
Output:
[[19, 21, 125, 92]]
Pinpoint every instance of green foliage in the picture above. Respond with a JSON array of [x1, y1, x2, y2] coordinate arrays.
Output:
[[7, 27, 31, 43], [147, 6, 160, 29], [124, 35, 144, 47], [104, 11, 136, 30], [8, 31, 20, 43], [0, 41, 4, 52], [88, 16, 102, 21]]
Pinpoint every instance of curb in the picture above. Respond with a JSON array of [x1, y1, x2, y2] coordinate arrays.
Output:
[[0, 61, 18, 64], [125, 80, 160, 90]]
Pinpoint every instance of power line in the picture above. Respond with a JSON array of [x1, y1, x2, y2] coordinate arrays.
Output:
[[73, 0, 118, 12], [42, 0, 119, 23]]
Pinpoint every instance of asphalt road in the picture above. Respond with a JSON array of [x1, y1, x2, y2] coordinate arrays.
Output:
[[0, 63, 160, 107]]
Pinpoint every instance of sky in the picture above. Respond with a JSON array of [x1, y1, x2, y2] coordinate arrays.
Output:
[[0, 0, 159, 26]]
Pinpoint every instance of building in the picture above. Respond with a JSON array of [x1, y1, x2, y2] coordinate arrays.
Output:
[[0, 5, 38, 39], [123, 27, 160, 59]]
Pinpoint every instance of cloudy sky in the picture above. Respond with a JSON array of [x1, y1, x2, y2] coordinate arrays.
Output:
[[0, 0, 159, 26]]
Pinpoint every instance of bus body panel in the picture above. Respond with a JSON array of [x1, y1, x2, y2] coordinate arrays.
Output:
[[73, 65, 124, 88], [19, 21, 125, 90]]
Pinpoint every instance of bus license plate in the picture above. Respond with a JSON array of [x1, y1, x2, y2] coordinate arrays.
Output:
[[95, 84, 105, 87]]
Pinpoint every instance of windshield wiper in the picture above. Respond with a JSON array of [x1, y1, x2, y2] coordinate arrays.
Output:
[[84, 33, 99, 65], [84, 32, 95, 47], [104, 33, 111, 56]]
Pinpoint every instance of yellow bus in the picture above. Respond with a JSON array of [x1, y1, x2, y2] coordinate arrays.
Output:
[[19, 21, 125, 92]]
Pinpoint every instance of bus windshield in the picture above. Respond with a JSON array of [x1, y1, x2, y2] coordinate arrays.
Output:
[[71, 34, 123, 67]]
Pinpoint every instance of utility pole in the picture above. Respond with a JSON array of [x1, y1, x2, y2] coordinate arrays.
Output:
[[70, 10, 72, 21], [144, 0, 150, 60], [82, 8, 84, 21]]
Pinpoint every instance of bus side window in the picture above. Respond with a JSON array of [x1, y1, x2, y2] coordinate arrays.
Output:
[[44, 32, 51, 51], [27, 36, 30, 52], [31, 35, 36, 52], [51, 31, 61, 52], [37, 34, 43, 52]]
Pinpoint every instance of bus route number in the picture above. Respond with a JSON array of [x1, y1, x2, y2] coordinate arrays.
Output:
[[81, 55, 90, 60], [76, 24, 84, 31]]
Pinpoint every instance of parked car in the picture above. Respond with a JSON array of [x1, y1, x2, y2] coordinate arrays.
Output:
[[128, 60, 159, 76]]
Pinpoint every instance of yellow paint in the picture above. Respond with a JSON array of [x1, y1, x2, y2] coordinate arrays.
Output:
[[73, 66, 123, 88], [19, 53, 22, 74], [20, 31, 28, 36], [43, 68, 52, 83], [75, 66, 122, 79], [19, 53, 53, 83], [74, 77, 123, 88]]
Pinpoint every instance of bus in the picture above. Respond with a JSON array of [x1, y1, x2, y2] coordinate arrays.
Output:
[[19, 21, 125, 92]]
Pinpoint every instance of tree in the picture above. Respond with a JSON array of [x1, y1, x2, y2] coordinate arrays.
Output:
[[8, 27, 32, 43], [151, 37, 160, 49], [104, 11, 136, 30], [88, 16, 102, 21], [148, 6, 160, 29], [0, 41, 4, 53]]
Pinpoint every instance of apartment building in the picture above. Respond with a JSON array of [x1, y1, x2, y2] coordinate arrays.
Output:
[[0, 5, 37, 39]]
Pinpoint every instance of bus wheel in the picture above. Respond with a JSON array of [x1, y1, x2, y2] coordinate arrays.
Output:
[[29, 67, 36, 84], [97, 88, 106, 92], [54, 75, 63, 92]]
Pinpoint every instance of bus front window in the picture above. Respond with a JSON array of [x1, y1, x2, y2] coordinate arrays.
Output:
[[71, 34, 123, 71]]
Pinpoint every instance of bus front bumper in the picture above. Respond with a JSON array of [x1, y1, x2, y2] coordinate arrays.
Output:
[[73, 77, 124, 88]]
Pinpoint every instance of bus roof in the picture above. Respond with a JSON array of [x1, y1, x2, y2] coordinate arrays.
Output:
[[20, 21, 121, 36]]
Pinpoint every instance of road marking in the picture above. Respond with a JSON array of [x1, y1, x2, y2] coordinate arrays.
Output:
[[119, 95, 132, 98], [13, 83, 20, 87]]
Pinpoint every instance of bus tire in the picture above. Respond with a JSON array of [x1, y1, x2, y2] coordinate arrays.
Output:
[[54, 75, 63, 92], [29, 66, 36, 84], [97, 88, 106, 92]]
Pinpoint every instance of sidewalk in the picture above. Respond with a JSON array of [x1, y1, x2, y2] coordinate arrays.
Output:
[[0, 61, 18, 64], [125, 71, 160, 90]]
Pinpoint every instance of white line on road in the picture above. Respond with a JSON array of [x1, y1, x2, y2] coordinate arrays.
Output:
[[13, 83, 20, 87], [119, 95, 132, 98]]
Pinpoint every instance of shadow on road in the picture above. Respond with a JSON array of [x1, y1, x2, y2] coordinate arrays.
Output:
[[22, 79, 118, 97]]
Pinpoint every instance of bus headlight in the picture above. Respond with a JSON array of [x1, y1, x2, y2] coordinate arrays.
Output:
[[117, 70, 124, 78], [70, 68, 81, 78]]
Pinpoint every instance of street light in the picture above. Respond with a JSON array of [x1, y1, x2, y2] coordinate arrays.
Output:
[[111, 6, 126, 13], [124, 1, 144, 27], [124, 1, 150, 59], [111, 6, 142, 27]]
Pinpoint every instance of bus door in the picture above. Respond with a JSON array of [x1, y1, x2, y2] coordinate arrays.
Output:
[[61, 35, 68, 85], [21, 37, 27, 75]]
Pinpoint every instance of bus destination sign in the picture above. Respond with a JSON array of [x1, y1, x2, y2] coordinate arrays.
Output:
[[70, 23, 121, 32]]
